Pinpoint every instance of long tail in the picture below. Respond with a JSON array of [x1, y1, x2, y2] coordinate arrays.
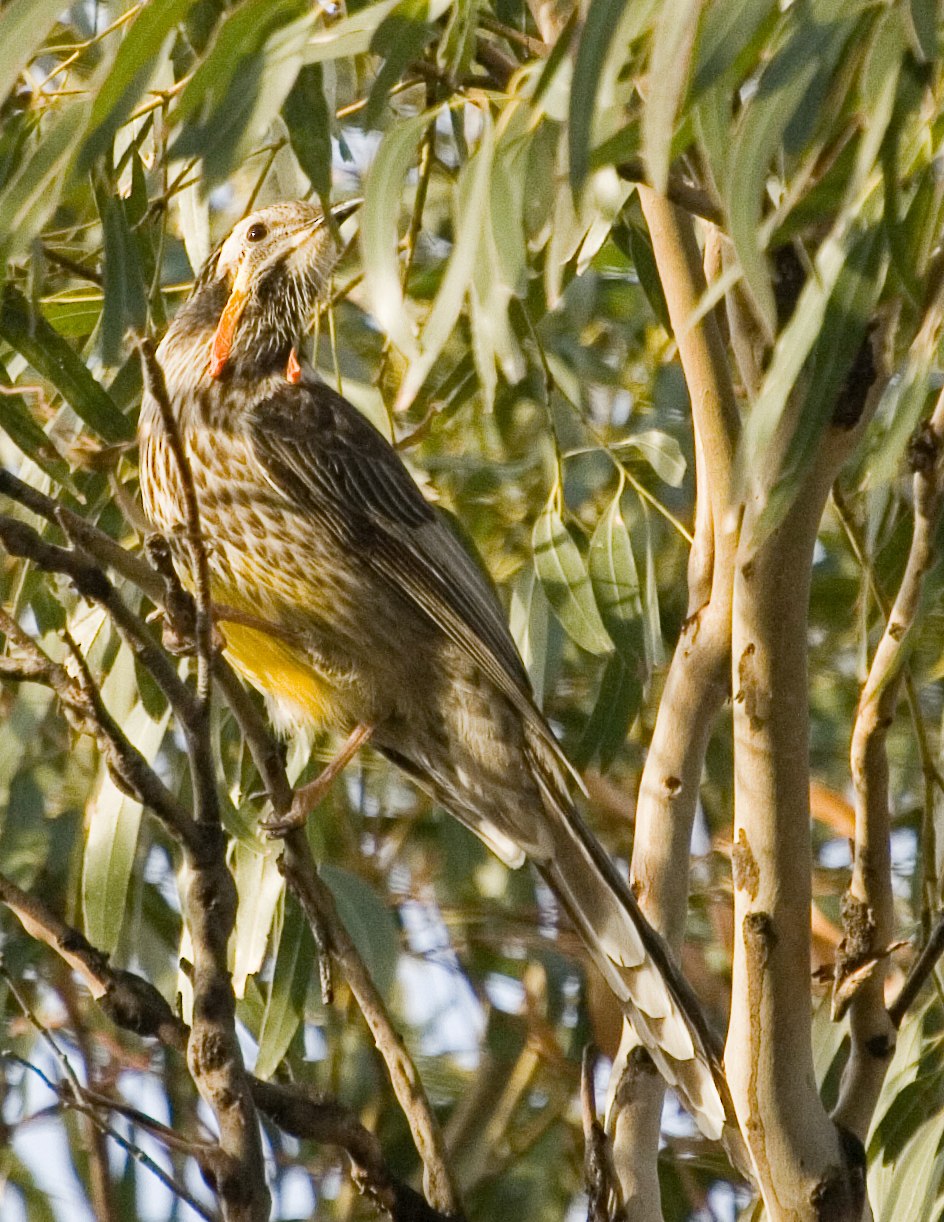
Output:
[[533, 796, 732, 1143]]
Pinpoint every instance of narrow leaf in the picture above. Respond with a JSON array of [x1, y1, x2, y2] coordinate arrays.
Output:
[[80, 0, 193, 171], [643, 0, 702, 193], [533, 487, 613, 657], [361, 111, 432, 356], [569, 0, 628, 193], [0, 357, 68, 480], [395, 110, 495, 410], [282, 64, 333, 210], [321, 865, 399, 998], [0, 0, 66, 103], [613, 429, 687, 486], [83, 673, 170, 955], [232, 844, 284, 998], [588, 490, 645, 660], [0, 286, 131, 442], [573, 653, 640, 770], [97, 188, 149, 367], [255, 893, 315, 1079]]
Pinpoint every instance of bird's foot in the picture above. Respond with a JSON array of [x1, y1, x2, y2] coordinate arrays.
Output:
[[260, 722, 374, 839]]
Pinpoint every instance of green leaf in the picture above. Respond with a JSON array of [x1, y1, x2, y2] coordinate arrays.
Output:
[[905, 0, 936, 61], [588, 489, 645, 660], [741, 224, 886, 554], [438, 0, 480, 81], [282, 64, 333, 210], [302, 0, 403, 63], [533, 485, 613, 657], [96, 188, 149, 367], [0, 101, 90, 261], [0, 285, 131, 442], [639, 503, 665, 668], [725, 0, 857, 335], [321, 865, 399, 999], [172, 1, 316, 185], [255, 892, 315, 1080], [366, 0, 437, 128], [83, 668, 170, 956], [614, 222, 672, 333], [0, 0, 69, 110], [0, 773, 49, 889], [690, 0, 777, 99], [569, 0, 628, 193], [0, 357, 68, 480], [361, 111, 432, 357], [396, 109, 495, 410], [613, 429, 687, 486], [79, 0, 193, 172], [509, 567, 551, 709], [643, 0, 701, 193], [573, 652, 640, 770]]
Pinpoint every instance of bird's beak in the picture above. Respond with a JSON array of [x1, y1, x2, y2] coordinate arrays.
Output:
[[329, 197, 361, 225]]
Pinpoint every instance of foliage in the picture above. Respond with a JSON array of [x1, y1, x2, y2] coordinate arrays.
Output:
[[0, 1, 942, 1219]]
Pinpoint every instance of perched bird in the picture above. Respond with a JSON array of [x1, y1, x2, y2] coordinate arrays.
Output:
[[138, 199, 729, 1140]]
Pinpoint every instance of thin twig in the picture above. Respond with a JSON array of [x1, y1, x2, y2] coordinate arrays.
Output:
[[833, 390, 944, 1139], [0, 870, 455, 1221]]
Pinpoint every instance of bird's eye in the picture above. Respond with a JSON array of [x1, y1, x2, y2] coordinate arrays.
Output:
[[246, 222, 267, 242]]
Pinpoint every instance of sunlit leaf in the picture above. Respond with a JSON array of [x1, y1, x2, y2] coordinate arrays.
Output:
[[83, 662, 170, 956], [396, 109, 495, 410], [643, 0, 701, 193], [231, 842, 284, 998], [361, 110, 432, 356], [612, 429, 686, 486], [80, 0, 193, 171]]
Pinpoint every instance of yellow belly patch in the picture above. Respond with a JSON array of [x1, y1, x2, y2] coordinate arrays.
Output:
[[218, 617, 340, 728]]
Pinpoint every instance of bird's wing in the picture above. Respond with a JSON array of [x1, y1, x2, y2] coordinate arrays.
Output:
[[248, 379, 569, 767]]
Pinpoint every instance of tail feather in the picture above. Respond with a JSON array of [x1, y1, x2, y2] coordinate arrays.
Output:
[[533, 800, 727, 1141]]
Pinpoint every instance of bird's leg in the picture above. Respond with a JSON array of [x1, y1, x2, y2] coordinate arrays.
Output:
[[261, 722, 374, 837]]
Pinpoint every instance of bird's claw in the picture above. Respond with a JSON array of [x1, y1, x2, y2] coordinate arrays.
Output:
[[259, 804, 309, 840]]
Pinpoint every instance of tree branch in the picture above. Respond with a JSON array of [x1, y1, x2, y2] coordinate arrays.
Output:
[[0, 870, 455, 1222], [215, 663, 464, 1218], [608, 192, 744, 1213], [833, 388, 944, 1139]]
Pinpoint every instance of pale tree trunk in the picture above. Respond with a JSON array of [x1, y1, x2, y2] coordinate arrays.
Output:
[[726, 412, 880, 1218]]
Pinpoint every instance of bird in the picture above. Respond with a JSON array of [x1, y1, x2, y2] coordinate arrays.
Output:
[[138, 198, 730, 1142]]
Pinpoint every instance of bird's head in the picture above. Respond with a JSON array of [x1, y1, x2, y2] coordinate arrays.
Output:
[[181, 199, 358, 380]]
